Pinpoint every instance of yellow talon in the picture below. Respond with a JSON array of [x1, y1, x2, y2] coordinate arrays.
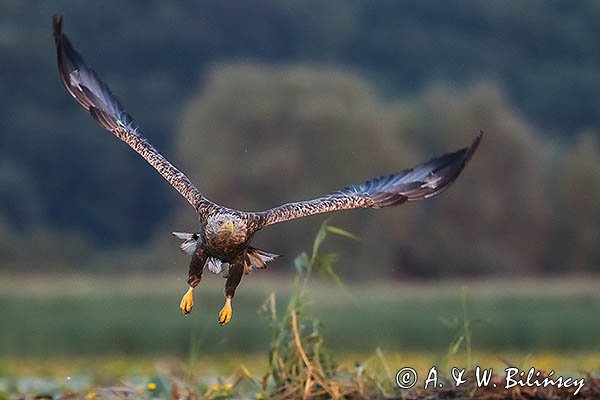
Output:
[[218, 297, 233, 326], [180, 287, 194, 315]]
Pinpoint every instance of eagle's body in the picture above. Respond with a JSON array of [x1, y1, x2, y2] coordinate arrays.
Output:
[[53, 15, 481, 325]]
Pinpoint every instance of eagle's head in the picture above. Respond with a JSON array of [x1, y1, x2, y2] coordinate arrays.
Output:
[[206, 213, 248, 245]]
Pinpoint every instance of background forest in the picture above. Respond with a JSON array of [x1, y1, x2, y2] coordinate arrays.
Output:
[[1, 1, 600, 280]]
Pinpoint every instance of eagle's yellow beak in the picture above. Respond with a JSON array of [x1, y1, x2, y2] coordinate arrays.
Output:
[[223, 220, 235, 234]]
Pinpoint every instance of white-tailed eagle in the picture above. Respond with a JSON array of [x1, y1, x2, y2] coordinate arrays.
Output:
[[53, 15, 481, 325]]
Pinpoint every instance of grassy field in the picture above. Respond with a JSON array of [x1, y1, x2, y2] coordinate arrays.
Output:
[[1, 274, 598, 357], [0, 274, 599, 397]]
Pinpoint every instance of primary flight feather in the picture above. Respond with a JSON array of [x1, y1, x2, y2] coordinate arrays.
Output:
[[53, 15, 481, 326]]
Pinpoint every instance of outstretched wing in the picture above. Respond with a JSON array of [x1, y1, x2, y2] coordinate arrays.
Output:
[[259, 133, 481, 226], [53, 15, 214, 212]]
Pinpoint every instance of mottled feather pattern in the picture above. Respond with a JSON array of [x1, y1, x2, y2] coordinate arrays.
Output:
[[54, 13, 481, 236], [53, 15, 208, 211], [259, 192, 371, 227], [259, 133, 481, 226]]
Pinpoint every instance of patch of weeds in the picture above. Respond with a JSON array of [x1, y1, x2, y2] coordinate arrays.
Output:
[[441, 285, 486, 370], [259, 219, 388, 399]]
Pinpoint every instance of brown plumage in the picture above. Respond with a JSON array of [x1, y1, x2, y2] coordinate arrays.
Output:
[[53, 15, 482, 326]]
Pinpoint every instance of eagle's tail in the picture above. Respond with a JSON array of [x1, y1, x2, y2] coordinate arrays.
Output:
[[244, 247, 280, 275], [171, 231, 200, 255]]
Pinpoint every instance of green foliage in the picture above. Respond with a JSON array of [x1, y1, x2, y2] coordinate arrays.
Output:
[[175, 65, 600, 277], [261, 220, 360, 398], [394, 83, 554, 276], [176, 64, 407, 278], [2, 3, 600, 276], [441, 286, 487, 370], [546, 133, 600, 273]]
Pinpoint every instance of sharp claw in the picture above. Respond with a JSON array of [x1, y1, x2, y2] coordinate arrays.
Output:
[[180, 287, 194, 316], [218, 299, 233, 326]]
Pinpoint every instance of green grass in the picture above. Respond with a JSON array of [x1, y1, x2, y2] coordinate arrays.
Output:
[[1, 225, 598, 398], [0, 273, 599, 398], [0, 274, 598, 358]]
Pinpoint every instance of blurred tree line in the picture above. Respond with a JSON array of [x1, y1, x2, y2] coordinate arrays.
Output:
[[1, 1, 599, 276], [168, 65, 600, 278]]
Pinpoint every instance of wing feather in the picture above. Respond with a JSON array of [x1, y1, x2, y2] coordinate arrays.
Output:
[[52, 15, 212, 212], [259, 132, 482, 226]]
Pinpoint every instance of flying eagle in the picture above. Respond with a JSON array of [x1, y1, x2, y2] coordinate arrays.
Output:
[[53, 15, 481, 326]]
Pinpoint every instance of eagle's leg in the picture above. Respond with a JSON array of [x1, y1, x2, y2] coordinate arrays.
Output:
[[180, 246, 207, 315], [218, 259, 244, 326]]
